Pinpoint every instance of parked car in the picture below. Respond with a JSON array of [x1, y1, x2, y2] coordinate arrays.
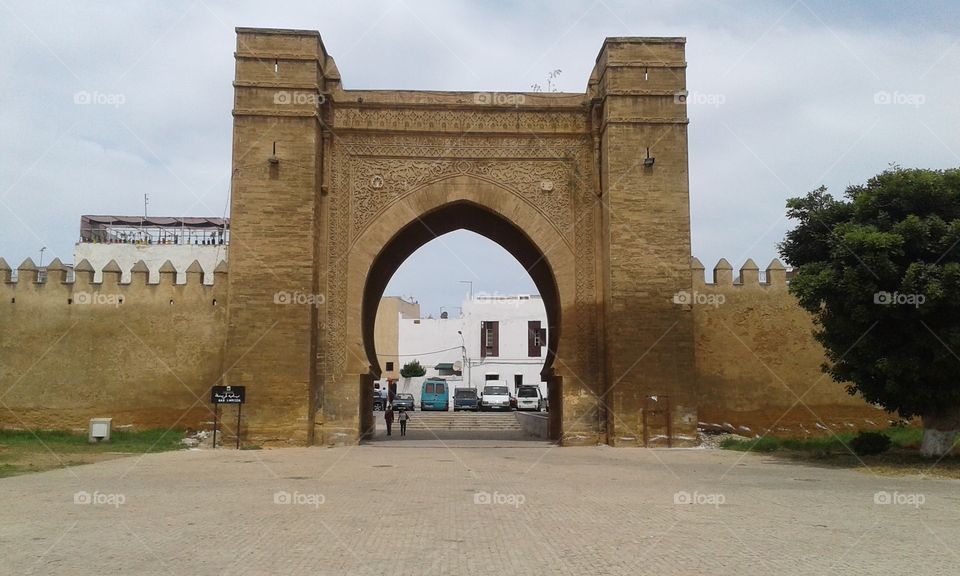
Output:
[[420, 378, 449, 411], [393, 393, 415, 412], [516, 385, 544, 411], [453, 387, 479, 411], [373, 388, 388, 411], [479, 384, 511, 411]]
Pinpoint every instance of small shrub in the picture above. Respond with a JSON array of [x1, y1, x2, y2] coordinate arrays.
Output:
[[850, 431, 892, 456], [400, 360, 426, 378]]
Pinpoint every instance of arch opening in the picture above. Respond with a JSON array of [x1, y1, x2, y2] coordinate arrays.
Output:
[[359, 200, 562, 441], [362, 201, 561, 379]]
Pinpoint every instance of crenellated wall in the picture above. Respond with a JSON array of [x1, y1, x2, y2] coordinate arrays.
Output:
[[0, 256, 227, 432], [690, 257, 889, 436], [0, 251, 892, 439]]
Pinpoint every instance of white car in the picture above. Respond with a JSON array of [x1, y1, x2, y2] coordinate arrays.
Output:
[[516, 385, 544, 411], [480, 384, 511, 411]]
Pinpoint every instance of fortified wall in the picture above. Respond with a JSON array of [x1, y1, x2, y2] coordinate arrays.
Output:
[[691, 257, 887, 436], [0, 252, 887, 439], [0, 257, 225, 432]]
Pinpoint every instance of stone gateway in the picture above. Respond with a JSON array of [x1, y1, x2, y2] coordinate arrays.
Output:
[[0, 28, 883, 446], [224, 28, 696, 446]]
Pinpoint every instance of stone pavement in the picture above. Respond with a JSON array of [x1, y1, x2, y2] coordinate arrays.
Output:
[[1, 444, 958, 575]]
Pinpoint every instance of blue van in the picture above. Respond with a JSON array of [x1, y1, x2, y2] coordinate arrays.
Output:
[[420, 378, 450, 411]]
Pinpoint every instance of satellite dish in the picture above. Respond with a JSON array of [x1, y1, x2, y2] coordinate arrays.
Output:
[[453, 361, 463, 371]]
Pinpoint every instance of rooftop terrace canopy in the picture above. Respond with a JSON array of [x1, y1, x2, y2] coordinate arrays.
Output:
[[81, 215, 230, 229], [79, 215, 230, 245]]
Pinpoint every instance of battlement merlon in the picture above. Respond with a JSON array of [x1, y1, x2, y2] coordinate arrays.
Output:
[[692, 257, 789, 288], [0, 258, 228, 300]]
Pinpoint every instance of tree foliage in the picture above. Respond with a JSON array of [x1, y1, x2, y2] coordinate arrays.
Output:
[[400, 360, 426, 378], [778, 166, 960, 422]]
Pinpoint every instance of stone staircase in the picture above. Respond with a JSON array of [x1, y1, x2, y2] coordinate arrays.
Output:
[[405, 411, 523, 432]]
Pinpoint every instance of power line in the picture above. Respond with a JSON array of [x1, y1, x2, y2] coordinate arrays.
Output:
[[376, 345, 463, 357]]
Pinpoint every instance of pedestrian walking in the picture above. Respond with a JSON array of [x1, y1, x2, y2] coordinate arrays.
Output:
[[385, 406, 394, 436], [399, 409, 409, 436]]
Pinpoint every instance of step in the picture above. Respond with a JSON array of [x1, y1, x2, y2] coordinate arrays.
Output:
[[401, 412, 524, 431]]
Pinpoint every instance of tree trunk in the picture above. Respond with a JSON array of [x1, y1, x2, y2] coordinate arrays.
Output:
[[921, 405, 960, 458]]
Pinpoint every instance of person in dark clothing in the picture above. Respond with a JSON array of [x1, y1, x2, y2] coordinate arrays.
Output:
[[398, 409, 409, 436], [385, 406, 394, 436]]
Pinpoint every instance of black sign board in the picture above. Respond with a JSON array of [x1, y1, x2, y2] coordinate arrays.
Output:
[[211, 385, 246, 404]]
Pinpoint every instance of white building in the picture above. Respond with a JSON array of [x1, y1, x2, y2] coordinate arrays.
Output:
[[74, 215, 229, 283], [385, 294, 548, 404]]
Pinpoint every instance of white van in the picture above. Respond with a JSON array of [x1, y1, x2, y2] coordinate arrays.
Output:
[[516, 385, 544, 411], [479, 382, 511, 411]]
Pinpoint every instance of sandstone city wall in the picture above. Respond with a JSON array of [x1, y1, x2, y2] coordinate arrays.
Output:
[[691, 257, 887, 437], [0, 257, 226, 432], [0, 253, 889, 440]]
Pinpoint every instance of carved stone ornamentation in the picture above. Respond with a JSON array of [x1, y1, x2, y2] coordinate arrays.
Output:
[[322, 130, 598, 389], [333, 107, 590, 134], [349, 157, 574, 242]]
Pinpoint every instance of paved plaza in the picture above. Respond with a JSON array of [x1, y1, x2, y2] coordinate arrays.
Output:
[[2, 443, 958, 575]]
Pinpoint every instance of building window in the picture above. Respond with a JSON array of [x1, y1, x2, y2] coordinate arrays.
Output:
[[514, 374, 523, 388], [480, 321, 499, 358], [528, 321, 546, 357], [385, 361, 394, 372]]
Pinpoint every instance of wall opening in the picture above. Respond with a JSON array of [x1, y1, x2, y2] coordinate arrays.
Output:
[[360, 201, 560, 442]]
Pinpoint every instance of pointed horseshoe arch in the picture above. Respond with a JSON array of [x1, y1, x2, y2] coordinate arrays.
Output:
[[360, 199, 562, 378], [342, 176, 579, 441]]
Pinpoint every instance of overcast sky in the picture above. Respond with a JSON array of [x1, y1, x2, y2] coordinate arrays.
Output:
[[1, 1, 958, 317]]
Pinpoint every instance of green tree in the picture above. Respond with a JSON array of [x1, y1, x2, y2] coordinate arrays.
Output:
[[400, 360, 426, 378], [779, 166, 960, 457]]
